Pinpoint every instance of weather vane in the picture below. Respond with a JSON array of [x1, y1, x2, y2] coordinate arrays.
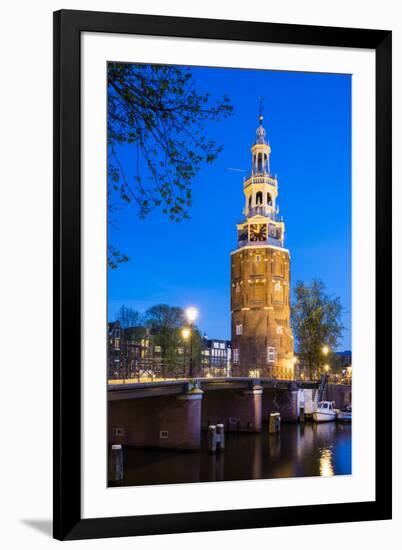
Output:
[[258, 96, 265, 122]]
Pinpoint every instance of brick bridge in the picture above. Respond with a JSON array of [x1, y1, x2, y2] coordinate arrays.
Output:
[[108, 378, 351, 450]]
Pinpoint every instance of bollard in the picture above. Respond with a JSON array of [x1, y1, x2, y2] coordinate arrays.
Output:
[[207, 425, 217, 453], [109, 444, 124, 481], [299, 404, 305, 423], [216, 423, 225, 452], [269, 412, 281, 434]]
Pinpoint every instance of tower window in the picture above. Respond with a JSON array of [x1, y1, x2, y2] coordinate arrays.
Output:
[[274, 282, 281, 291], [276, 326, 283, 334], [267, 347, 277, 363], [258, 152, 262, 172], [248, 196, 252, 208], [256, 191, 263, 205], [236, 323, 243, 335], [267, 192, 272, 206], [255, 255, 261, 262]]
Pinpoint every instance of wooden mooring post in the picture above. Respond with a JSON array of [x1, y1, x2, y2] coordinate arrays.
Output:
[[109, 444, 124, 481], [269, 412, 281, 434], [208, 424, 225, 453]]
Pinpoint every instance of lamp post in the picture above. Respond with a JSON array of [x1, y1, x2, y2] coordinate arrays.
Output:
[[321, 345, 330, 378], [321, 345, 330, 356], [185, 307, 198, 378], [181, 327, 190, 376]]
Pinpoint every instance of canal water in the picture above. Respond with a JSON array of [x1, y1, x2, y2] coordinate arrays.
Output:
[[109, 422, 351, 487]]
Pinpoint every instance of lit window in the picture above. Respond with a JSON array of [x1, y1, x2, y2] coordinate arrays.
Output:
[[154, 345, 162, 353], [274, 282, 281, 291], [276, 326, 283, 334], [233, 349, 240, 363], [236, 323, 243, 335], [267, 346, 277, 363], [220, 342, 225, 349], [213, 342, 219, 348]]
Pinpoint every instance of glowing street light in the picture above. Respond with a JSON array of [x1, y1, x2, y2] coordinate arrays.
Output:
[[185, 307, 198, 323], [324, 364, 330, 372], [181, 328, 190, 340], [322, 345, 330, 356]]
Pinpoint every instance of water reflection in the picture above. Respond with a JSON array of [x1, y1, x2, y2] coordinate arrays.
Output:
[[110, 422, 351, 487], [319, 449, 334, 477]]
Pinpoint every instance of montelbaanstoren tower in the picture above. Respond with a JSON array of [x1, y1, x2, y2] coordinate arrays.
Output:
[[230, 111, 294, 379]]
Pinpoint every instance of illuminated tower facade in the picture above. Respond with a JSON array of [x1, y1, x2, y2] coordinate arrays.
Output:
[[230, 113, 294, 379]]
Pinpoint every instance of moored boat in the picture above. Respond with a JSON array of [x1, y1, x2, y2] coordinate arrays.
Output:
[[313, 401, 337, 422], [337, 404, 352, 422]]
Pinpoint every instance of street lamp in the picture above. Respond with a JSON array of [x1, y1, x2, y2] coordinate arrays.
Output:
[[181, 328, 190, 377], [185, 307, 198, 323], [181, 328, 190, 340], [185, 307, 199, 378], [324, 364, 330, 372], [322, 345, 330, 356]]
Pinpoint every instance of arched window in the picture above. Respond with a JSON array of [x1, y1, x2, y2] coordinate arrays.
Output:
[[257, 153, 262, 172], [264, 153, 267, 171], [267, 192, 272, 206], [256, 191, 263, 205], [248, 196, 252, 208]]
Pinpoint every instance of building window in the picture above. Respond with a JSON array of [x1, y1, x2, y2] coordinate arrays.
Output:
[[267, 346, 277, 363], [236, 323, 243, 335], [274, 282, 281, 291], [219, 342, 225, 349], [276, 326, 283, 334], [154, 345, 162, 353], [115, 329, 120, 338], [267, 192, 272, 206], [256, 191, 263, 204], [255, 255, 261, 262], [213, 342, 219, 349], [233, 348, 240, 363]]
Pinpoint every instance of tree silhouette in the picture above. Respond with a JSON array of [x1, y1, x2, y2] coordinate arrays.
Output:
[[108, 62, 233, 267]]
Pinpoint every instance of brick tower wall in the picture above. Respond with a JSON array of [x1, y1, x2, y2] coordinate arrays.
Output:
[[231, 246, 294, 378]]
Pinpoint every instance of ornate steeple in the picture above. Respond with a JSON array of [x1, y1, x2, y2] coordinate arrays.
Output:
[[235, 108, 284, 249]]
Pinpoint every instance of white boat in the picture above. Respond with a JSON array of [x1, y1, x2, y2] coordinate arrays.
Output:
[[313, 401, 337, 422], [337, 404, 352, 422]]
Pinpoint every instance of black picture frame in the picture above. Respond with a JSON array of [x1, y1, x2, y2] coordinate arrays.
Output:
[[53, 9, 392, 541]]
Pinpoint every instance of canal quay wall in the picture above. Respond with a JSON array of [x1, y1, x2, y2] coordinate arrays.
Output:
[[108, 390, 203, 450], [324, 384, 352, 410], [108, 380, 352, 451], [201, 386, 263, 432], [262, 388, 299, 422]]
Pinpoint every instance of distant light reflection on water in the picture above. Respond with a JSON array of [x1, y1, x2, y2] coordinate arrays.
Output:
[[110, 421, 351, 487]]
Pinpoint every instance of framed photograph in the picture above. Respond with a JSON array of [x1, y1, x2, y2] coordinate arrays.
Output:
[[53, 9, 392, 540]]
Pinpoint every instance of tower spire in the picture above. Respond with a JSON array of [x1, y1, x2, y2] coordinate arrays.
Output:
[[256, 98, 267, 145], [259, 96, 264, 124]]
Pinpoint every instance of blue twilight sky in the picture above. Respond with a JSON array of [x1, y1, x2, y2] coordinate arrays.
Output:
[[108, 66, 351, 350]]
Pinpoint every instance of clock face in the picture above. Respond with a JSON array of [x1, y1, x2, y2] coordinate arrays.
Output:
[[249, 224, 267, 242]]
